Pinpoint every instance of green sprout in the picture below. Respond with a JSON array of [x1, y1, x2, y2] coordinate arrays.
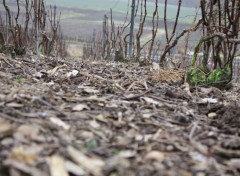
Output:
[[15, 75, 25, 84], [86, 140, 98, 151]]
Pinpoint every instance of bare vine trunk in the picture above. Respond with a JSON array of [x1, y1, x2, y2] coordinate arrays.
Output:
[[148, 0, 159, 62], [160, 0, 182, 66], [136, 0, 147, 60]]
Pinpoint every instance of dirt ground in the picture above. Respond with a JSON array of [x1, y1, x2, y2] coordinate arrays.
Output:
[[0, 53, 239, 176]]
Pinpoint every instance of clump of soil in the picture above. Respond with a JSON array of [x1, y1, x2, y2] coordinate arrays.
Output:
[[211, 103, 240, 133]]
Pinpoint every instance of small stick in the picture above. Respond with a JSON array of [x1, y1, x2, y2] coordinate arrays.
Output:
[[32, 96, 67, 117], [80, 71, 126, 92]]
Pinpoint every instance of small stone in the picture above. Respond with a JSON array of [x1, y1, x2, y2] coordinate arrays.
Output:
[[208, 112, 217, 118], [166, 145, 174, 151], [196, 172, 206, 176]]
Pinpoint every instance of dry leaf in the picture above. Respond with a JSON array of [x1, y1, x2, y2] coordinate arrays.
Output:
[[47, 64, 66, 76], [49, 117, 70, 130], [78, 86, 99, 94], [10, 147, 38, 165], [0, 70, 12, 79], [14, 125, 44, 142], [189, 152, 207, 162], [0, 119, 14, 137], [65, 160, 86, 176], [141, 97, 163, 106], [1, 138, 14, 147], [4, 159, 45, 176], [89, 120, 101, 129], [49, 155, 69, 176], [190, 140, 209, 155], [227, 159, 240, 169], [145, 151, 165, 162], [200, 87, 213, 94], [6, 102, 24, 108], [67, 146, 104, 176], [141, 113, 154, 118], [72, 104, 90, 111], [117, 150, 136, 158], [95, 114, 108, 123]]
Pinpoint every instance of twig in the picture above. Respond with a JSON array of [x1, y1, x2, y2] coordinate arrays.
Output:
[[32, 96, 67, 117], [79, 71, 126, 92], [125, 81, 136, 93], [123, 89, 152, 100], [0, 112, 25, 123], [0, 55, 13, 67], [188, 120, 199, 140]]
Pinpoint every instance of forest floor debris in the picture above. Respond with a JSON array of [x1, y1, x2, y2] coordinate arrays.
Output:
[[0, 54, 239, 176]]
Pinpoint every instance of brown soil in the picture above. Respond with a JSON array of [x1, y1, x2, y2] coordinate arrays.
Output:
[[0, 53, 239, 176]]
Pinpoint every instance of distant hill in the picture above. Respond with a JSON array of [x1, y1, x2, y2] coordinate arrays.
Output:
[[149, 0, 199, 8], [1, 0, 200, 40], [44, 0, 200, 10]]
